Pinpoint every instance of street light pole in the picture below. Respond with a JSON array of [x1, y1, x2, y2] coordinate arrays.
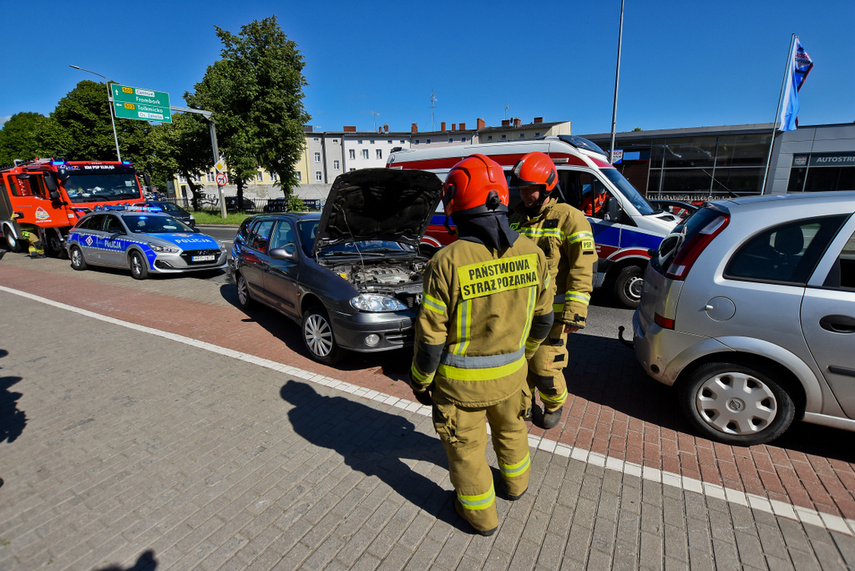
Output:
[[69, 65, 122, 162]]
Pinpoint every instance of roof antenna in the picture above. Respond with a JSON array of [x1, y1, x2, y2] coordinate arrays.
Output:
[[430, 91, 438, 132]]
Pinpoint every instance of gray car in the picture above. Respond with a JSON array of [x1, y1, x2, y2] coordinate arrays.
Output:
[[632, 191, 855, 445], [231, 168, 442, 364]]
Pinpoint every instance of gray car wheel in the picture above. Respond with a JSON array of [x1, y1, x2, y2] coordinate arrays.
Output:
[[236, 273, 254, 309], [69, 246, 88, 270], [129, 251, 150, 280], [301, 305, 343, 365], [679, 362, 795, 446]]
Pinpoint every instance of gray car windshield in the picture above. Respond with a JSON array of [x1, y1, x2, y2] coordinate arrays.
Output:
[[121, 215, 194, 234], [65, 173, 142, 204]]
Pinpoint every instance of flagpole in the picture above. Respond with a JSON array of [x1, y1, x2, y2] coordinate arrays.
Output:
[[761, 33, 796, 195]]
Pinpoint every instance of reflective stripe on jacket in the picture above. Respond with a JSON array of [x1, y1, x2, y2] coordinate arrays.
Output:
[[412, 237, 554, 407]]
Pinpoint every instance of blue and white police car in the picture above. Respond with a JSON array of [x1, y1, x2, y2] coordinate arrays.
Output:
[[66, 206, 227, 279]]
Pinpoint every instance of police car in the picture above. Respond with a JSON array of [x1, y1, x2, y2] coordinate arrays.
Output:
[[66, 206, 227, 279]]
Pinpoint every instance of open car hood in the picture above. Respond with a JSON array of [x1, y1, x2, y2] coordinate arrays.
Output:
[[313, 168, 443, 255]]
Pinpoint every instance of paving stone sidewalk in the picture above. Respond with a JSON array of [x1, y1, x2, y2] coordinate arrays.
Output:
[[1, 291, 854, 570]]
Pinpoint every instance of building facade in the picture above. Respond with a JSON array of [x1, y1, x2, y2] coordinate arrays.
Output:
[[169, 119, 855, 208]]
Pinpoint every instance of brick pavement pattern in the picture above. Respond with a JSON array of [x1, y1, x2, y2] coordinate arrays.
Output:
[[1, 253, 854, 569]]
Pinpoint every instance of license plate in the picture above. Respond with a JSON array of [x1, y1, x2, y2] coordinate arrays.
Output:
[[192, 255, 216, 262]]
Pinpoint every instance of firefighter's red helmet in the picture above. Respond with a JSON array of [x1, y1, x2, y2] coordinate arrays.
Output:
[[511, 151, 558, 193], [442, 154, 509, 217]]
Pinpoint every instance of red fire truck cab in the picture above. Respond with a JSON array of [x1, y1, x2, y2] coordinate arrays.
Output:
[[0, 158, 146, 256]]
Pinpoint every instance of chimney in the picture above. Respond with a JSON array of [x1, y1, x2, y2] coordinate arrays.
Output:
[[384, 124, 389, 133], [411, 123, 418, 133], [441, 121, 446, 132], [501, 119, 510, 127], [460, 122, 466, 130], [514, 118, 522, 127], [533, 117, 543, 124], [477, 118, 486, 130], [343, 126, 356, 132], [451, 123, 456, 131]]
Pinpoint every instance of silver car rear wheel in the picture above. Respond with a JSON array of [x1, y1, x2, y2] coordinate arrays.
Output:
[[679, 362, 795, 446]]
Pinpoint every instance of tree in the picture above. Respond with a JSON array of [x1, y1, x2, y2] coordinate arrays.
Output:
[[147, 113, 212, 208], [186, 16, 310, 201], [0, 112, 53, 165]]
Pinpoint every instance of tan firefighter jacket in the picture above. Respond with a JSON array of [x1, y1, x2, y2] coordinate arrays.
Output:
[[410, 237, 554, 408], [509, 198, 597, 327]]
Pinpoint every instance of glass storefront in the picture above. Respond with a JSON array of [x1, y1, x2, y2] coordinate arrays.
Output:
[[590, 131, 771, 200]]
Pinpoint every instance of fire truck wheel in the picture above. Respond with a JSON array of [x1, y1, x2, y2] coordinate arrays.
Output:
[[69, 247, 88, 271], [129, 251, 150, 280], [4, 228, 21, 253], [47, 232, 67, 259]]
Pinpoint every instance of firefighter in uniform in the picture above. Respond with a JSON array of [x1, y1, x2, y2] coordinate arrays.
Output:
[[508, 152, 597, 429], [20, 224, 45, 258], [410, 154, 554, 536]]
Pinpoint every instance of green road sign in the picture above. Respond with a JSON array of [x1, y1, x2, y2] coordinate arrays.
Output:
[[110, 83, 172, 123], [114, 101, 172, 123]]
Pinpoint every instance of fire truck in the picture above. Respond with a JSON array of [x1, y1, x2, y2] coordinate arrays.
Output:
[[0, 158, 146, 256]]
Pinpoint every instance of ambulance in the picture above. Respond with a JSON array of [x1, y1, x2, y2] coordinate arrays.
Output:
[[0, 158, 146, 256], [386, 135, 680, 308]]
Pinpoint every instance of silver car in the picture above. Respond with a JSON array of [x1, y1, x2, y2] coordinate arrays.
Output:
[[632, 191, 855, 445], [66, 209, 228, 279]]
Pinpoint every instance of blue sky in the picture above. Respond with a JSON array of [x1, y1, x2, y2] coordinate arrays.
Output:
[[1, 0, 852, 136]]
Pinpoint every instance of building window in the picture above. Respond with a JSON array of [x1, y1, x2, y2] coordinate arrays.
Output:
[[349, 168, 356, 172], [333, 160, 340, 170], [178, 175, 187, 183], [313, 137, 319, 142], [206, 171, 215, 182], [271, 172, 278, 182], [349, 149, 356, 160], [296, 172, 302, 182], [535, 133, 541, 137], [415, 140, 420, 145], [376, 149, 382, 159], [370, 140, 375, 145], [333, 139, 338, 143], [315, 171, 322, 181], [501, 135, 507, 140], [426, 139, 431, 144], [520, 134, 525, 138], [362, 149, 369, 159], [449, 138, 453, 143], [256, 171, 264, 182], [487, 136, 493, 141], [314, 152, 321, 162]]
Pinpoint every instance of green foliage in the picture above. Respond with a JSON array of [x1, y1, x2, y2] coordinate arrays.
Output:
[[147, 113, 212, 202], [190, 210, 249, 225], [0, 112, 53, 165], [288, 196, 306, 212], [186, 16, 310, 198]]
